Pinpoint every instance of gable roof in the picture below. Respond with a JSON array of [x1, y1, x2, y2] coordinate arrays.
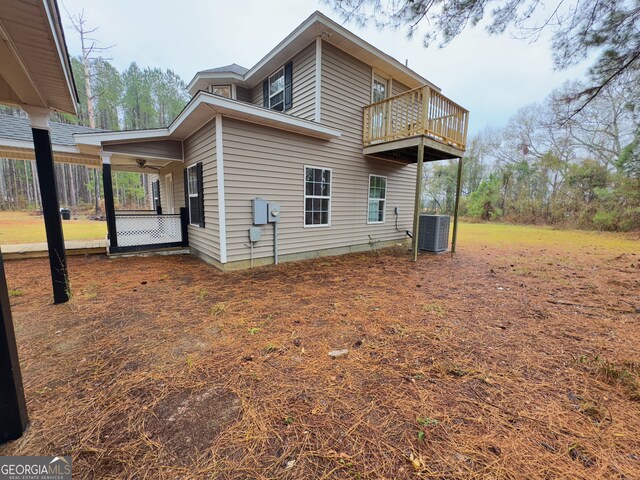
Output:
[[0, 114, 104, 146], [187, 11, 440, 95]]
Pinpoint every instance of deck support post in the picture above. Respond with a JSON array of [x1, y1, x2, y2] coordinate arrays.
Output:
[[27, 108, 69, 304], [101, 153, 118, 250], [412, 138, 425, 262], [0, 251, 29, 444], [451, 156, 463, 254]]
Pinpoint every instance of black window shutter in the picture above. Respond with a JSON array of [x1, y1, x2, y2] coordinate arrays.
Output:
[[262, 80, 269, 108], [183, 168, 189, 219], [196, 162, 205, 227], [284, 61, 293, 110]]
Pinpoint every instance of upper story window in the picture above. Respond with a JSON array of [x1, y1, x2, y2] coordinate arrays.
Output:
[[207, 85, 231, 98], [268, 68, 285, 111], [372, 75, 388, 103], [368, 175, 387, 224], [304, 166, 331, 227], [263, 61, 293, 112]]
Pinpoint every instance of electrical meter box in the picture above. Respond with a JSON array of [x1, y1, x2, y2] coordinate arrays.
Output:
[[252, 198, 268, 225], [268, 203, 281, 222]]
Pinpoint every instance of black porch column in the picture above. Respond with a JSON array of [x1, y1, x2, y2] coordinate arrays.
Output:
[[30, 114, 69, 304], [102, 155, 118, 249], [0, 251, 29, 444]]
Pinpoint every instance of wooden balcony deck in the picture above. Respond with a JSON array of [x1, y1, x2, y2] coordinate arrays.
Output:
[[363, 86, 469, 162]]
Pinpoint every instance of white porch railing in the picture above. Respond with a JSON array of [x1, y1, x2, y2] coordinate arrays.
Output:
[[114, 214, 183, 248]]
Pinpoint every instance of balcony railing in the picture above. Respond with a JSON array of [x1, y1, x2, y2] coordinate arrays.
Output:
[[363, 85, 469, 151]]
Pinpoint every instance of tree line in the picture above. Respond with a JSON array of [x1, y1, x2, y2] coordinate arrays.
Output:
[[424, 73, 640, 231], [0, 46, 188, 213]]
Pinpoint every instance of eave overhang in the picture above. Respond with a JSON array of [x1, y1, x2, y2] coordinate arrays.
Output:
[[74, 91, 341, 148], [187, 11, 440, 96]]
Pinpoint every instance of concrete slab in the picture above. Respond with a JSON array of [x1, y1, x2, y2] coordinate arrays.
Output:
[[1, 239, 107, 260]]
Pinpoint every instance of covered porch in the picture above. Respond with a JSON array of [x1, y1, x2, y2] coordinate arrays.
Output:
[[78, 135, 190, 254], [0, 118, 190, 255]]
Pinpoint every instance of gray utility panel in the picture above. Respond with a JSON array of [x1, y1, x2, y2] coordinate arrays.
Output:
[[252, 198, 268, 225], [418, 214, 450, 252]]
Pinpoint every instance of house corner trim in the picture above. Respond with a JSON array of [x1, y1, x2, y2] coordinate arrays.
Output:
[[215, 114, 228, 263], [314, 37, 322, 123]]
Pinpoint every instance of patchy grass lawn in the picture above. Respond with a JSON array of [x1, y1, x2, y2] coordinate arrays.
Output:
[[1, 224, 639, 479], [0, 211, 106, 245]]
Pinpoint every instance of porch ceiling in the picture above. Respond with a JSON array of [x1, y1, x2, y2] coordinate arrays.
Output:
[[0, 0, 77, 114]]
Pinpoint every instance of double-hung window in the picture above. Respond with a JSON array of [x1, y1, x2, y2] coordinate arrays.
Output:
[[263, 61, 292, 111], [268, 68, 285, 111], [368, 175, 387, 223], [187, 164, 203, 226], [304, 166, 331, 227]]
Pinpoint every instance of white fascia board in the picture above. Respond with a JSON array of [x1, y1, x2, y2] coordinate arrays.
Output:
[[0, 137, 80, 154], [74, 92, 341, 148], [312, 13, 439, 91], [44, 0, 78, 113], [188, 12, 439, 94], [73, 128, 170, 146], [242, 12, 439, 91], [197, 93, 341, 139]]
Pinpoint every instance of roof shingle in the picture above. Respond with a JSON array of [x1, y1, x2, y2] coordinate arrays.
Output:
[[0, 114, 105, 146]]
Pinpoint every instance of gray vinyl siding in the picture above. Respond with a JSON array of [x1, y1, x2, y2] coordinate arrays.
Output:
[[391, 79, 410, 97], [287, 42, 316, 120], [222, 118, 415, 263], [235, 86, 252, 103], [250, 42, 317, 121], [183, 120, 221, 261]]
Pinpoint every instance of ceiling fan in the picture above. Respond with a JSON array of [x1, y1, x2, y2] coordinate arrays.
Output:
[[136, 158, 162, 171]]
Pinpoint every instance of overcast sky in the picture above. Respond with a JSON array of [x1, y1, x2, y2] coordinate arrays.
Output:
[[59, 0, 592, 136]]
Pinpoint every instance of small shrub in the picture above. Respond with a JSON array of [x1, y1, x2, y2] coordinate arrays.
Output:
[[417, 416, 439, 428], [210, 303, 226, 316], [9, 288, 24, 297]]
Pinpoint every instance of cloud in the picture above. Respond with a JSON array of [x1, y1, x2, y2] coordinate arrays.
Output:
[[60, 0, 592, 133]]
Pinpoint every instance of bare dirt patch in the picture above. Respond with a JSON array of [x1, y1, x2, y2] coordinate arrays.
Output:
[[0, 226, 639, 479], [147, 388, 242, 462]]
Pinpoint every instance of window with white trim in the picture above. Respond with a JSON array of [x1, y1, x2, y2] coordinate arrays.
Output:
[[368, 175, 387, 223], [304, 166, 331, 226], [268, 67, 285, 111], [187, 164, 201, 226], [208, 85, 231, 98]]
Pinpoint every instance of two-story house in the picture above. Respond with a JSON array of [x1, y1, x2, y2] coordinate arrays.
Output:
[[69, 11, 469, 270]]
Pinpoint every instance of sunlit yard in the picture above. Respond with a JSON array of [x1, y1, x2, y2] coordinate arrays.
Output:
[[2, 218, 638, 479], [0, 211, 106, 245], [458, 221, 640, 253]]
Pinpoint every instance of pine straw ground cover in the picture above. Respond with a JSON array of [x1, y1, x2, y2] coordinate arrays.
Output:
[[1, 225, 639, 479]]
